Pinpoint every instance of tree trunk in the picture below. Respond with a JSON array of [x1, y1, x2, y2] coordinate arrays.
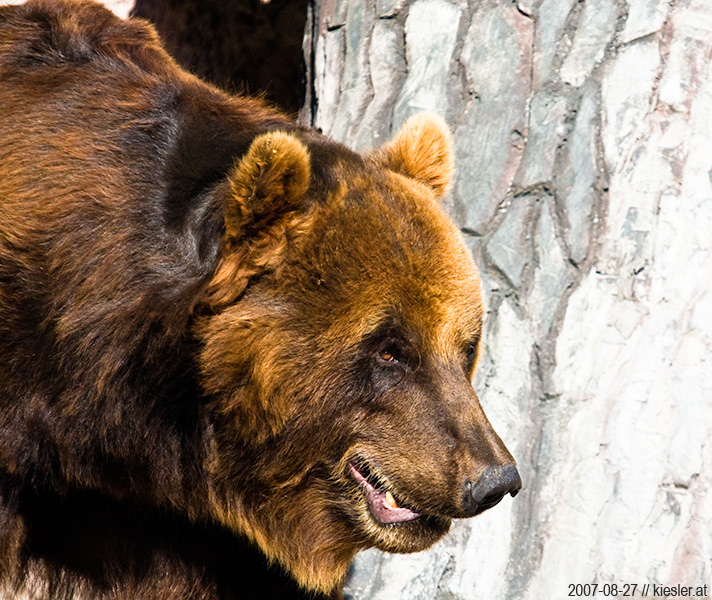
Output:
[[303, 1, 712, 599]]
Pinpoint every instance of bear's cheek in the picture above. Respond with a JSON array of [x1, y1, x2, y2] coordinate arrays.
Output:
[[338, 447, 453, 553], [315, 390, 456, 551]]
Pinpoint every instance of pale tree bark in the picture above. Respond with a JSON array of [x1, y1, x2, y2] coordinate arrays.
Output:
[[302, 1, 712, 599]]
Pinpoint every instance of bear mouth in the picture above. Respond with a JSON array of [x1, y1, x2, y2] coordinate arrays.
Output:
[[348, 459, 422, 525]]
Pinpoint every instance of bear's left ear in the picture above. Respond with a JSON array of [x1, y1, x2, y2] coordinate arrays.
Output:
[[224, 131, 311, 245], [204, 132, 311, 309], [372, 113, 454, 199]]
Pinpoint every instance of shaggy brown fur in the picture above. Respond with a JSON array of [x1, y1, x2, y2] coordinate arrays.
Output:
[[0, 1, 520, 598]]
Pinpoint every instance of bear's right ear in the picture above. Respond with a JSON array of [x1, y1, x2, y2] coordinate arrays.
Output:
[[205, 132, 311, 309], [372, 113, 454, 199]]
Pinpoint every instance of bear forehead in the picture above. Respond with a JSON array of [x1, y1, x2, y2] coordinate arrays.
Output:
[[282, 165, 484, 355]]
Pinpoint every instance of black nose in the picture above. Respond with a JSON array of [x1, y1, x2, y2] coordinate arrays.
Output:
[[463, 464, 522, 516]]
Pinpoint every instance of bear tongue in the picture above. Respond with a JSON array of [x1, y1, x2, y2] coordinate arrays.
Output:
[[367, 487, 421, 524], [349, 463, 421, 524]]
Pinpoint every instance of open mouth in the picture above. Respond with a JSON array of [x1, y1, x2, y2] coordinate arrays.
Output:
[[348, 459, 422, 525]]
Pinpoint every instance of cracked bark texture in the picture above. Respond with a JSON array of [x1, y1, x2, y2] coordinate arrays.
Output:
[[303, 1, 712, 599]]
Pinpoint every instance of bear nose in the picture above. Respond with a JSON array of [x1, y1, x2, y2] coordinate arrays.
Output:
[[462, 464, 522, 516]]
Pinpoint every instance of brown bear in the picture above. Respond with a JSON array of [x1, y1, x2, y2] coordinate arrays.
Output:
[[0, 1, 521, 599]]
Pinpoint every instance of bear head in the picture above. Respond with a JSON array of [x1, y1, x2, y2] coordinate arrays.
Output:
[[195, 114, 521, 593]]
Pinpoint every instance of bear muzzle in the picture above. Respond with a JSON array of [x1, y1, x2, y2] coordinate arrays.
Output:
[[461, 464, 522, 517]]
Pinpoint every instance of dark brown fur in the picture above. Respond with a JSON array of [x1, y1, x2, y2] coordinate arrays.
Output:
[[0, 1, 519, 598]]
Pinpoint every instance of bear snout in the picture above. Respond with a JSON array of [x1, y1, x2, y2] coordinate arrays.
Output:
[[462, 464, 522, 517]]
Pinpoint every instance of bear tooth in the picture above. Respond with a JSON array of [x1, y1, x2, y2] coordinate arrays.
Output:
[[385, 491, 399, 509]]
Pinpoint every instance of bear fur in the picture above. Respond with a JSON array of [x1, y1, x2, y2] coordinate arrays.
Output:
[[0, 1, 520, 598]]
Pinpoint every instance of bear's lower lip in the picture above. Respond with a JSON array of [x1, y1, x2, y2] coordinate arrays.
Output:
[[348, 460, 422, 525]]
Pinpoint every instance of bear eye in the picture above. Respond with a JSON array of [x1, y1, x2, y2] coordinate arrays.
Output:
[[378, 348, 399, 364], [464, 339, 480, 369]]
